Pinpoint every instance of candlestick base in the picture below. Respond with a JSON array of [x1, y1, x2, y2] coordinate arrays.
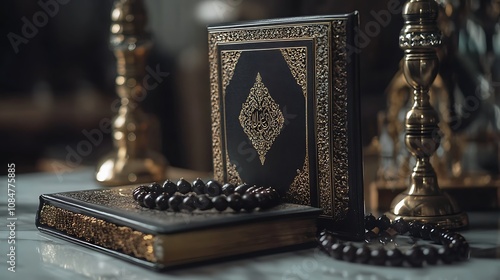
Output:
[[386, 191, 469, 229]]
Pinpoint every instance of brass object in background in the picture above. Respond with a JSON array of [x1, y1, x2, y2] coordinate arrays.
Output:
[[386, 0, 468, 229], [96, 0, 167, 186]]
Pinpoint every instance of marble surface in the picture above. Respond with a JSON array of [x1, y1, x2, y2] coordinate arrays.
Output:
[[1, 169, 499, 280]]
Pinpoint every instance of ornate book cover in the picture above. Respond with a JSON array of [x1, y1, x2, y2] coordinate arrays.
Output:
[[35, 187, 321, 270], [208, 14, 364, 239]]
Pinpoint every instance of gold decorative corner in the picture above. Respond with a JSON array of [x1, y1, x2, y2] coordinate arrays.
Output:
[[285, 153, 311, 205], [280, 47, 307, 97], [221, 50, 242, 93], [225, 154, 243, 185]]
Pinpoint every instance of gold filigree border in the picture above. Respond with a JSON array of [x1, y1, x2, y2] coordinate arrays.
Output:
[[331, 20, 349, 220], [38, 204, 157, 263], [209, 21, 349, 220], [280, 47, 307, 97]]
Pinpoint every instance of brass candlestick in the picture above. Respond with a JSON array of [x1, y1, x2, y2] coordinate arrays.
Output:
[[386, 0, 468, 229], [96, 0, 167, 186]]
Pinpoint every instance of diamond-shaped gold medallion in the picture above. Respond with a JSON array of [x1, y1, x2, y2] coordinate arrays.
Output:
[[239, 73, 284, 165]]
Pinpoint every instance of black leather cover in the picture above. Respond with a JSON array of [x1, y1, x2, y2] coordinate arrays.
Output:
[[209, 13, 364, 239]]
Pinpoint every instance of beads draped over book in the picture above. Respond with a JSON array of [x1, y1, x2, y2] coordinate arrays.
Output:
[[132, 179, 281, 212]]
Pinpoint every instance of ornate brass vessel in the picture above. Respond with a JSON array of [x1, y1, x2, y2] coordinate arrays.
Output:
[[96, 0, 167, 186], [386, 0, 468, 229]]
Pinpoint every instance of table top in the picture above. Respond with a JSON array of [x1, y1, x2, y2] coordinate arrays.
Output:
[[1, 168, 499, 280]]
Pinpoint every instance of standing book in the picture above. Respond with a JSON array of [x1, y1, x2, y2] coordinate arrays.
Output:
[[35, 186, 321, 270], [208, 13, 364, 239]]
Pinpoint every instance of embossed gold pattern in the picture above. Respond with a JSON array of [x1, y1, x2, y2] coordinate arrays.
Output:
[[239, 73, 285, 165], [280, 47, 307, 97], [221, 51, 242, 93], [331, 20, 349, 220], [38, 204, 157, 263], [225, 153, 242, 185], [209, 21, 350, 220], [285, 153, 311, 205]]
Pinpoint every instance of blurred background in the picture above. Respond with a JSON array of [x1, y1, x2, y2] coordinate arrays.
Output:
[[0, 0, 498, 209]]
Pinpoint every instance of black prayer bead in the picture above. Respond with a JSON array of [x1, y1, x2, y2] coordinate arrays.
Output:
[[205, 180, 222, 196], [149, 183, 163, 195], [370, 248, 386, 266], [329, 243, 344, 259], [391, 218, 409, 234], [438, 246, 454, 264], [143, 193, 158, 209], [182, 195, 197, 212], [195, 194, 213, 210], [242, 193, 258, 212], [137, 191, 148, 207], [227, 193, 243, 212], [222, 183, 236, 195], [177, 178, 192, 194], [155, 194, 169, 210], [405, 247, 424, 267], [364, 230, 377, 243], [212, 195, 228, 211], [420, 224, 434, 240], [386, 248, 404, 266], [409, 221, 423, 238], [168, 194, 184, 211], [446, 240, 460, 260], [266, 187, 280, 201], [319, 233, 335, 249], [379, 231, 393, 244], [422, 246, 439, 265], [235, 183, 251, 195], [377, 215, 391, 231], [162, 180, 177, 195], [192, 178, 206, 194], [365, 214, 377, 230], [355, 246, 370, 263], [342, 244, 357, 262], [429, 228, 443, 243], [440, 232, 455, 245], [247, 186, 264, 194], [133, 186, 147, 201], [255, 193, 272, 209]]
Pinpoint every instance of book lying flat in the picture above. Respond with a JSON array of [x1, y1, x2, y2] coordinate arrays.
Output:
[[35, 187, 321, 270]]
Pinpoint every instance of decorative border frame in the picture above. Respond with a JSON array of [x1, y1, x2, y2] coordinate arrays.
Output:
[[209, 19, 349, 221]]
